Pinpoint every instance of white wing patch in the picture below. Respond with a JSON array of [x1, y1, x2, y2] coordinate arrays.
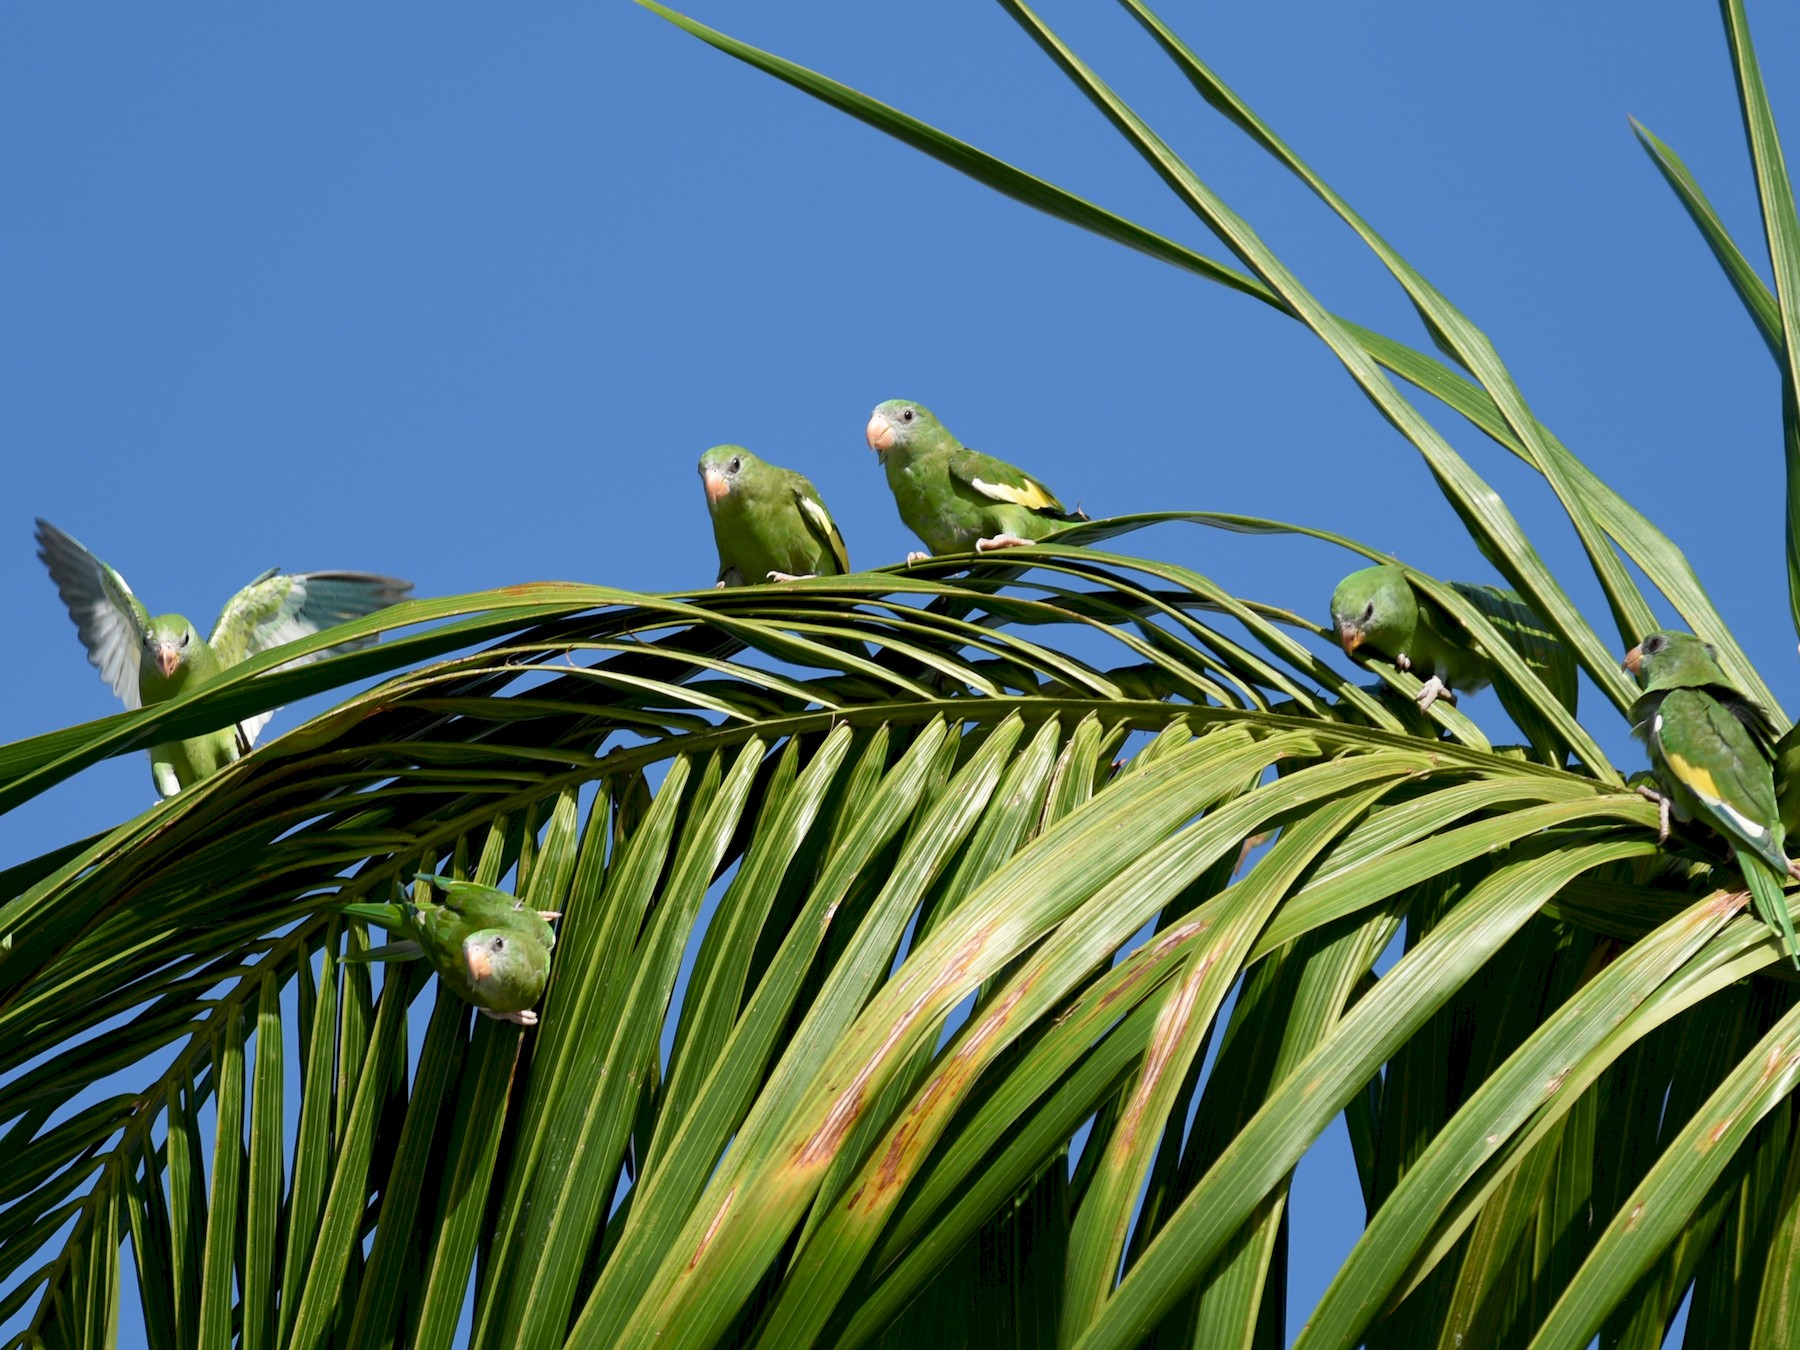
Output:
[[1713, 799, 1769, 841], [970, 476, 1018, 504]]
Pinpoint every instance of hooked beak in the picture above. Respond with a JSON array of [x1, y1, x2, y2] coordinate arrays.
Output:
[[465, 940, 494, 983], [866, 412, 895, 452], [702, 466, 729, 504], [155, 640, 181, 678], [1337, 622, 1364, 655], [1622, 644, 1643, 675]]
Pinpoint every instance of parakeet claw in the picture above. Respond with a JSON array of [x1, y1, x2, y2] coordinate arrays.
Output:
[[1396, 653, 1412, 673], [480, 1008, 540, 1027], [766, 570, 815, 583], [905, 551, 931, 566], [975, 533, 1034, 551], [536, 910, 562, 921], [714, 580, 728, 590], [1415, 675, 1450, 712], [1635, 784, 1672, 842]]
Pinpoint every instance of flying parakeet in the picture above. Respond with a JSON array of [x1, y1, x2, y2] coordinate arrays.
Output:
[[698, 445, 849, 586], [341, 873, 558, 1025], [1626, 630, 1799, 965], [36, 518, 411, 798], [1329, 562, 1576, 744], [864, 399, 1087, 563]]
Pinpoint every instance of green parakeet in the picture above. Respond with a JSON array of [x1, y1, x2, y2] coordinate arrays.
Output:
[[864, 399, 1087, 562], [1330, 563, 1576, 758], [1626, 630, 1799, 965], [36, 518, 411, 798], [698, 445, 849, 586], [1776, 723, 1800, 845], [342, 873, 558, 1025]]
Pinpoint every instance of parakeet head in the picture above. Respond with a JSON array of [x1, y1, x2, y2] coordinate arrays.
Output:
[[865, 399, 944, 462], [461, 927, 548, 1010], [142, 616, 200, 680], [698, 445, 761, 508], [1329, 564, 1417, 659], [1624, 631, 1729, 693]]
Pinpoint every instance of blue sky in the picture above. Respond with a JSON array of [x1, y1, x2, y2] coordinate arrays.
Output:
[[5, 2, 1800, 1341]]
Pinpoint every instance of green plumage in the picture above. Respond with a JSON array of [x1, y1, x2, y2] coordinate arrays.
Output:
[[1628, 630, 1798, 965], [340, 874, 557, 1024], [1329, 563, 1576, 761], [698, 445, 849, 586], [36, 519, 410, 798], [864, 400, 1086, 557]]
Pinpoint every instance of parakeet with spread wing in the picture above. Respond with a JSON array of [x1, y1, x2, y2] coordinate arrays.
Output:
[[340, 873, 558, 1025], [864, 399, 1086, 563], [698, 445, 849, 586], [36, 518, 411, 798], [1626, 630, 1799, 965]]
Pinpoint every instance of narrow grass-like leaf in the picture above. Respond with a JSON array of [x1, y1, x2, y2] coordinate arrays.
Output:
[[196, 1006, 242, 1350], [1632, 117, 1782, 358], [1720, 0, 1800, 639], [1075, 837, 1652, 1350], [1529, 995, 1800, 1349]]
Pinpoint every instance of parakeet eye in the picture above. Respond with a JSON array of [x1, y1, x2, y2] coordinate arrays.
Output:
[[1644, 635, 1666, 654], [729, 456, 741, 474], [491, 936, 506, 952], [1360, 603, 1375, 623], [901, 408, 916, 423], [179, 632, 189, 647]]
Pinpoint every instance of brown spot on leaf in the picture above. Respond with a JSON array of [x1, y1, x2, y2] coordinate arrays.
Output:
[[794, 924, 997, 1169], [688, 1186, 735, 1270], [1624, 1201, 1646, 1232], [1117, 955, 1213, 1150]]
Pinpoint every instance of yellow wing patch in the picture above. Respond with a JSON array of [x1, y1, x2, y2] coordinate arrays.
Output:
[[798, 493, 849, 574], [1663, 752, 1721, 802], [971, 475, 1058, 511]]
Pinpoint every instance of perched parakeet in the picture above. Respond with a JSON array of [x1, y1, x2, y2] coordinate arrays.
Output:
[[1626, 631, 1798, 965], [342, 873, 558, 1025], [864, 399, 1087, 563], [698, 445, 849, 586], [1329, 563, 1576, 729], [36, 518, 411, 798], [1776, 723, 1800, 845]]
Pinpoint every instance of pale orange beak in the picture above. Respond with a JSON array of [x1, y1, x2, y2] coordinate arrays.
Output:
[[465, 940, 494, 983], [1337, 623, 1364, 655], [1622, 644, 1643, 675], [702, 467, 729, 504], [156, 641, 181, 678], [866, 412, 895, 452]]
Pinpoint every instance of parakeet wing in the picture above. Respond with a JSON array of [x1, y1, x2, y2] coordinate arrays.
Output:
[[35, 519, 152, 709], [212, 568, 412, 745], [1652, 688, 1786, 868], [948, 447, 1070, 516], [792, 477, 850, 574]]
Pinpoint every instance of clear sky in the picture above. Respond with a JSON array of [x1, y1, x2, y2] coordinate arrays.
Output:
[[5, 2, 1800, 1342]]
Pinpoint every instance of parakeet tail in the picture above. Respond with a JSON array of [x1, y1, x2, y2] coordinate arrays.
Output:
[[1736, 846, 1800, 968]]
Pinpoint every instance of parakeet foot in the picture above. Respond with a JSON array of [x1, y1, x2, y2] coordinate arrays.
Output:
[[480, 1008, 540, 1027], [1415, 676, 1451, 712], [714, 580, 728, 590], [1635, 784, 1672, 842], [1396, 653, 1413, 673], [905, 551, 931, 566], [975, 533, 1034, 551], [766, 570, 816, 583], [537, 910, 562, 921]]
